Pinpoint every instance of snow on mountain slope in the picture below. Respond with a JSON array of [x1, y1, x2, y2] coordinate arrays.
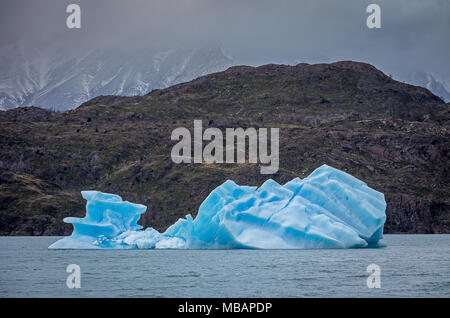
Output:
[[0, 45, 234, 111], [402, 70, 450, 102]]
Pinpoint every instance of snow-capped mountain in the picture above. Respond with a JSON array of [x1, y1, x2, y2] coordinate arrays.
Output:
[[398, 70, 450, 102], [0, 44, 234, 111]]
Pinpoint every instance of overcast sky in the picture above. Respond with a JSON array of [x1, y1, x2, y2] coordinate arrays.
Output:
[[1, 0, 449, 76]]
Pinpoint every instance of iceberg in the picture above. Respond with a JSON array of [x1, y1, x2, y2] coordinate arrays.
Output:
[[49, 165, 386, 249]]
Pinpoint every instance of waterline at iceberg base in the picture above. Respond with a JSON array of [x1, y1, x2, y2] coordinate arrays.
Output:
[[49, 165, 387, 250]]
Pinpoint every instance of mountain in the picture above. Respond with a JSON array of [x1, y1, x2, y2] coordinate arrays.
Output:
[[400, 70, 450, 102], [293, 58, 450, 103], [2, 43, 449, 111], [0, 61, 448, 235], [0, 44, 234, 111]]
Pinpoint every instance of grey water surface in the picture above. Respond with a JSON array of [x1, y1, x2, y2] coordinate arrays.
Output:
[[0, 235, 449, 297]]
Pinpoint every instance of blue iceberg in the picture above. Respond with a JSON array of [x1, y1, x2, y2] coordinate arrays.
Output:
[[49, 165, 386, 249]]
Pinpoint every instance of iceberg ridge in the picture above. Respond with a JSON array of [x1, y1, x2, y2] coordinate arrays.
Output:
[[49, 165, 386, 249]]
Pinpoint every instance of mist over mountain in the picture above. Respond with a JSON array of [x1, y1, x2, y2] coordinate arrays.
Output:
[[1, 1, 449, 109], [0, 44, 233, 111]]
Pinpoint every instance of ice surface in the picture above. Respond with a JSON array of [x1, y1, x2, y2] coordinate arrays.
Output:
[[49, 165, 386, 249], [48, 191, 147, 249]]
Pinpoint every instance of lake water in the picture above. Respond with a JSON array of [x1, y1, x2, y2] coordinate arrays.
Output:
[[0, 235, 449, 297]]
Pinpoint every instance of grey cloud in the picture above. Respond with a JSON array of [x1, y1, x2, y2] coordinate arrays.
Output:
[[0, 0, 449, 75]]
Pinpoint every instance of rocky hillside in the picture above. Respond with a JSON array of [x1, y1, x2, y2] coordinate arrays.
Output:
[[0, 61, 448, 235]]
